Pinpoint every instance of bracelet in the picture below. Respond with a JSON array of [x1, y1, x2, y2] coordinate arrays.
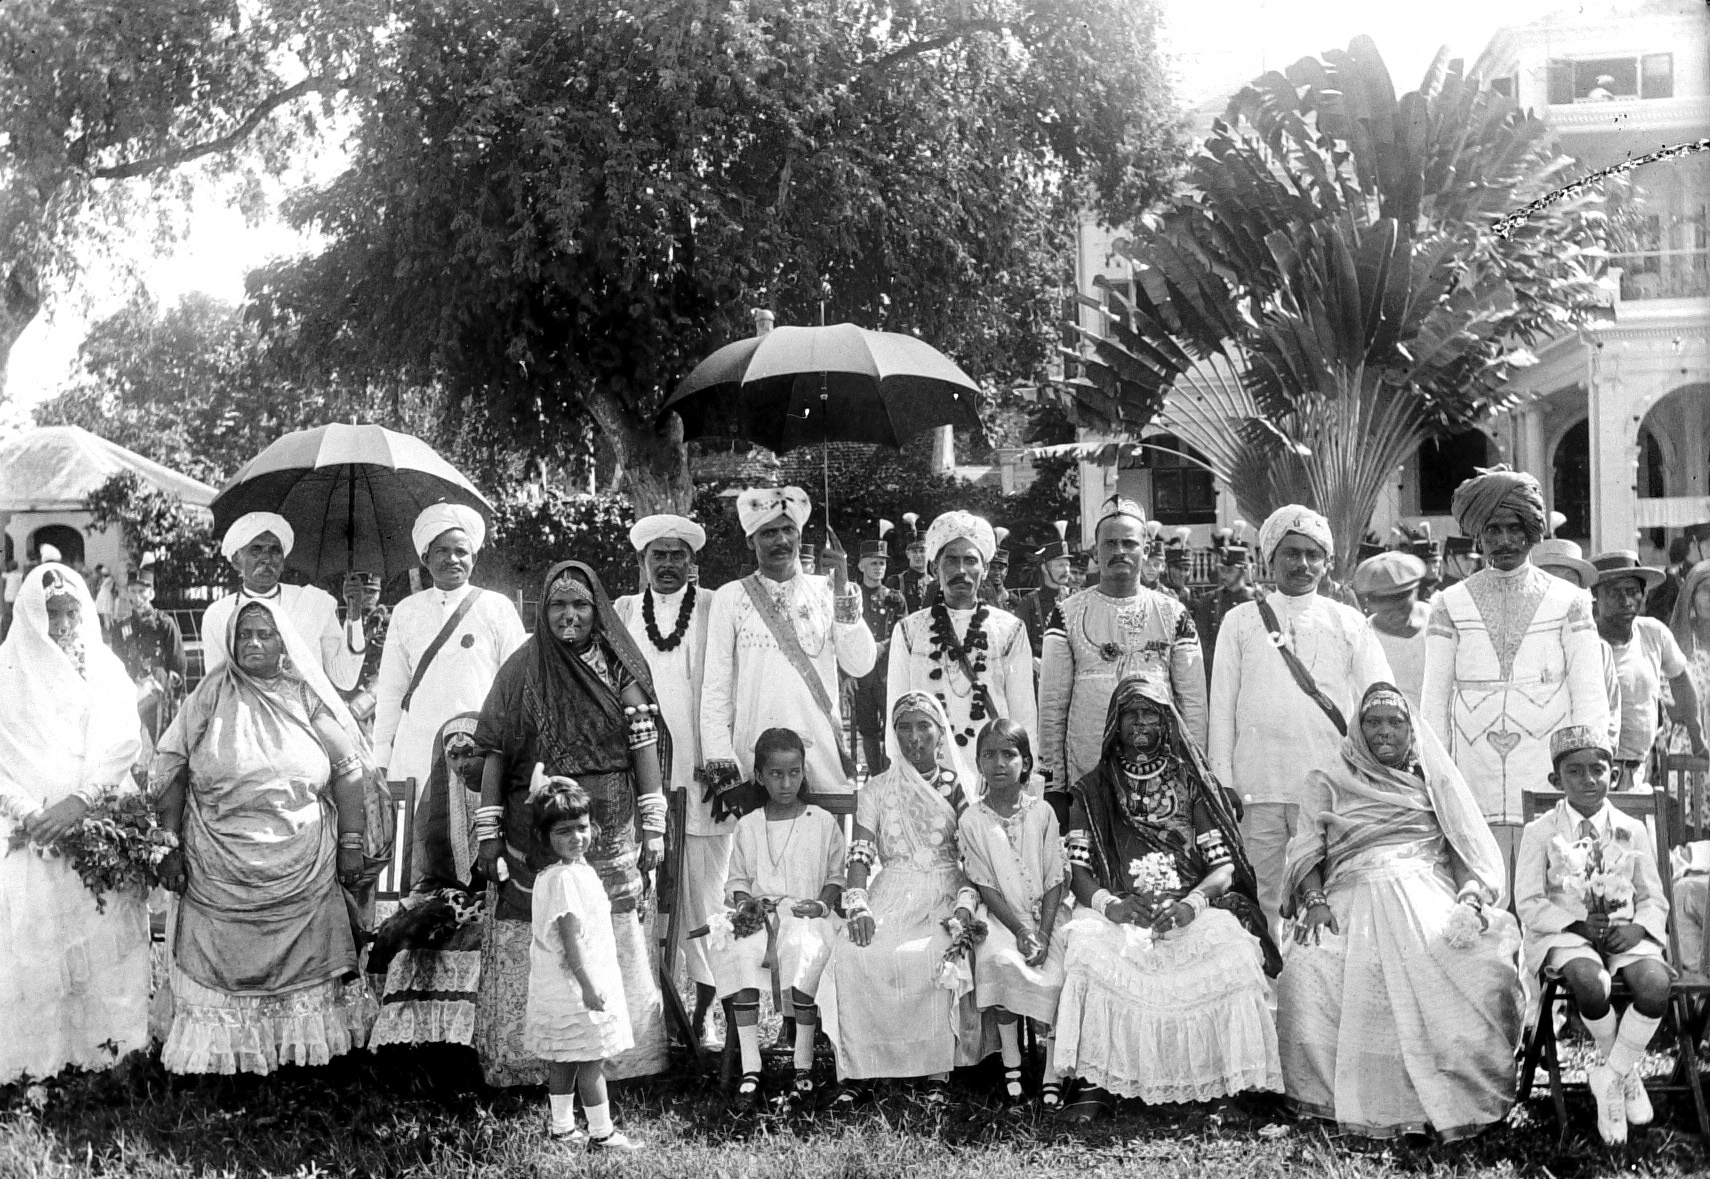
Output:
[[1184, 889, 1209, 917], [636, 792, 668, 834], [1300, 888, 1329, 911], [1090, 888, 1117, 917], [338, 833, 365, 850], [330, 754, 363, 779], [834, 589, 861, 625], [843, 886, 871, 915], [474, 805, 505, 822], [804, 899, 829, 918], [846, 839, 877, 868]]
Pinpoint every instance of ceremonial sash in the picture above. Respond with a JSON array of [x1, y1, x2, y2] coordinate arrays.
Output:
[[399, 591, 481, 713], [740, 575, 858, 779], [1255, 591, 1348, 737]]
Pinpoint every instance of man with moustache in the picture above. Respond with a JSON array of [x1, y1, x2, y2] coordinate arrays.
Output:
[[1191, 526, 1256, 681], [889, 513, 931, 612], [1421, 467, 1608, 871], [701, 487, 875, 804], [887, 511, 1037, 783], [201, 512, 351, 680], [1039, 496, 1207, 820], [611, 514, 726, 1042], [1014, 522, 1073, 665]]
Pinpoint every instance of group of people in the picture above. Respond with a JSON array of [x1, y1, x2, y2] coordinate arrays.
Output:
[[4, 463, 1710, 1153]]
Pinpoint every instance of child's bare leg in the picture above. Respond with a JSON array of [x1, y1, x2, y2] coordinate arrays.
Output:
[[789, 986, 819, 1078], [1558, 957, 1617, 1058], [547, 1061, 579, 1136]]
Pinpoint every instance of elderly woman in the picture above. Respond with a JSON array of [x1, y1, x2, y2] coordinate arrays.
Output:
[[1057, 674, 1281, 1121], [367, 713, 488, 1049], [833, 692, 986, 1093], [151, 599, 374, 1074], [1277, 683, 1521, 1141], [472, 561, 669, 1086], [0, 565, 150, 1084]]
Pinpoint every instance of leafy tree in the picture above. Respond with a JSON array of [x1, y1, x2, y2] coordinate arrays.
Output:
[[83, 470, 226, 601], [253, 0, 1181, 514], [1057, 37, 1610, 570]]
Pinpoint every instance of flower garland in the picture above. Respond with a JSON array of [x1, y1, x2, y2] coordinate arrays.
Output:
[[935, 911, 989, 992], [642, 582, 696, 652], [927, 602, 991, 747]]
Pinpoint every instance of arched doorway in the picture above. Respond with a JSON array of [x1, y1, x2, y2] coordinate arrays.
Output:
[[30, 524, 85, 567], [1552, 421, 1591, 541], [1418, 429, 1498, 515]]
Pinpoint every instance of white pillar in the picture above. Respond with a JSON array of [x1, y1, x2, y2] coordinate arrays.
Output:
[[930, 424, 955, 475], [1588, 347, 1639, 555]]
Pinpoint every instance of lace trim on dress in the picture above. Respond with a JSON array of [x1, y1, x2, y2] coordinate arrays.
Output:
[[161, 966, 375, 1075]]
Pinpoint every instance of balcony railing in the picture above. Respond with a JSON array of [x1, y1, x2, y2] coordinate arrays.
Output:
[[1612, 250, 1710, 301]]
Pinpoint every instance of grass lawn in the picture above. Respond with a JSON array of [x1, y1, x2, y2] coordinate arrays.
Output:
[[2, 1043, 1706, 1179]]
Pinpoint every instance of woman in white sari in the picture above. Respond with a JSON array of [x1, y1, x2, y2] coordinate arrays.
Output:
[[1277, 682, 1522, 1141], [0, 564, 149, 1083]]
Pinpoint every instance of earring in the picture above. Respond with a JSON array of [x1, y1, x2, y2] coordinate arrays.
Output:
[[279, 653, 294, 674]]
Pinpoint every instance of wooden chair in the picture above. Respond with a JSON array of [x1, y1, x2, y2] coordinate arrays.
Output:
[[654, 788, 701, 1062], [374, 777, 418, 902], [1514, 788, 1710, 1138], [1663, 752, 1710, 844]]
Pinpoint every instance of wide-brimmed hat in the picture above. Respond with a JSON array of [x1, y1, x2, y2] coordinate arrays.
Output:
[[1590, 550, 1665, 591], [1532, 538, 1597, 587]]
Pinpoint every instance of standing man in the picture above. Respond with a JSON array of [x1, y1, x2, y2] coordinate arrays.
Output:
[[1040, 496, 1206, 816], [980, 530, 1013, 610], [1421, 467, 1608, 870], [1646, 537, 1695, 622], [611, 514, 726, 1044], [1159, 528, 1194, 607], [1014, 522, 1072, 665], [373, 504, 527, 795], [111, 570, 185, 746], [1591, 551, 1706, 788], [1352, 551, 1430, 711], [890, 513, 931, 612], [1192, 528, 1255, 681], [1139, 521, 1166, 590], [201, 513, 345, 678], [1409, 524, 1445, 599], [1209, 504, 1391, 932], [849, 526, 908, 776], [701, 487, 875, 801], [888, 510, 1036, 783]]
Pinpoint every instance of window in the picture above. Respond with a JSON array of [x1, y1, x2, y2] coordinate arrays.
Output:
[[1489, 75, 1515, 98], [1547, 55, 1672, 102], [1143, 434, 1218, 525], [1642, 54, 1674, 99], [1417, 430, 1495, 514]]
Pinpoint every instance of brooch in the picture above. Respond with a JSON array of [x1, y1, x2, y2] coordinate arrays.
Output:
[[460, 633, 475, 648], [1099, 642, 1122, 662]]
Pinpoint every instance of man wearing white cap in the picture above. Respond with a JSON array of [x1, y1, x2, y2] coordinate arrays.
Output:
[[1208, 504, 1391, 933], [372, 504, 527, 795], [887, 510, 1036, 784], [611, 512, 726, 1041], [701, 487, 875, 800], [201, 513, 351, 681]]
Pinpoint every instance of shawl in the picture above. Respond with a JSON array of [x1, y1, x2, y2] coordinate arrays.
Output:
[[886, 689, 973, 815], [411, 711, 485, 891], [1670, 559, 1710, 659], [1281, 681, 1506, 909], [1450, 465, 1545, 541]]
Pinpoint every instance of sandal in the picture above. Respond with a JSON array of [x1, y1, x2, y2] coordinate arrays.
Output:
[[1002, 1067, 1025, 1104], [735, 1071, 762, 1108], [1039, 1081, 1064, 1111]]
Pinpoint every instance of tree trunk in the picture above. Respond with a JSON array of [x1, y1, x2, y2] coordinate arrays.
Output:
[[584, 384, 694, 514], [0, 255, 43, 404]]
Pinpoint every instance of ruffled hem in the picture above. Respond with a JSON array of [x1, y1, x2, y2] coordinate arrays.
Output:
[[160, 967, 376, 1075], [523, 1015, 634, 1061], [1287, 1095, 1511, 1144], [370, 999, 478, 1048]]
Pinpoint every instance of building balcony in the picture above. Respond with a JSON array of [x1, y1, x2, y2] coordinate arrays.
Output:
[[1612, 251, 1710, 301], [1546, 94, 1710, 134], [1637, 496, 1710, 529]]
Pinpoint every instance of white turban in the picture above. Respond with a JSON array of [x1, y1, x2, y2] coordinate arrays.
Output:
[[413, 503, 486, 559], [925, 510, 996, 564], [737, 486, 811, 537], [1258, 504, 1333, 566], [221, 511, 295, 561], [629, 513, 706, 553]]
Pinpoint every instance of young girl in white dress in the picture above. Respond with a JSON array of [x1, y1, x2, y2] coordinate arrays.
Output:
[[710, 728, 846, 1106], [959, 719, 1071, 1109], [523, 779, 641, 1152]]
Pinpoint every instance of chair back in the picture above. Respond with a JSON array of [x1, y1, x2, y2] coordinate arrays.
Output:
[[374, 777, 418, 901], [1664, 752, 1710, 842]]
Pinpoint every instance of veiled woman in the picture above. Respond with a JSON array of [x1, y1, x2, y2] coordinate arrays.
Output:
[[367, 712, 487, 1050], [832, 691, 987, 1092], [0, 564, 149, 1084], [1057, 674, 1281, 1121], [473, 560, 669, 1085], [1277, 682, 1522, 1142], [151, 599, 375, 1074]]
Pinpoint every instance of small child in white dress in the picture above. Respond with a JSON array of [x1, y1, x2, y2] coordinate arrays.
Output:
[[959, 719, 1071, 1109], [523, 778, 640, 1152], [709, 728, 846, 1106]]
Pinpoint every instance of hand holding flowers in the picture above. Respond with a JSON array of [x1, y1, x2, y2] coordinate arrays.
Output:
[[4, 790, 178, 912]]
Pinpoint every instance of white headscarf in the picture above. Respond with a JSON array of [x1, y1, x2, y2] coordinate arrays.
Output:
[[0, 564, 139, 816], [412, 503, 486, 559], [736, 486, 811, 536], [1258, 504, 1334, 566], [629, 514, 707, 553], [924, 510, 996, 564], [221, 512, 295, 560]]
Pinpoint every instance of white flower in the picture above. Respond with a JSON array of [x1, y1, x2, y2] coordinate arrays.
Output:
[[1442, 901, 1486, 950], [1548, 835, 1592, 879], [1128, 852, 1180, 896], [705, 909, 736, 953]]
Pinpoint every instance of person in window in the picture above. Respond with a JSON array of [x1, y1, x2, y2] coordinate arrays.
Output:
[[1586, 73, 1617, 101]]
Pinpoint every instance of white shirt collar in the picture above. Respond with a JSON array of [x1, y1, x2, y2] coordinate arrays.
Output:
[[432, 582, 475, 611], [241, 583, 283, 600], [649, 584, 688, 606], [1564, 799, 1612, 838]]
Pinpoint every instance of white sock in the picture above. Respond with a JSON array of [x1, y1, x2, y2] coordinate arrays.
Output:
[[793, 1007, 818, 1072], [1607, 1010, 1662, 1076], [548, 1092, 576, 1134], [584, 1101, 614, 1139], [998, 1019, 1022, 1069], [1583, 1009, 1619, 1061], [1042, 1033, 1060, 1082], [736, 1019, 762, 1075]]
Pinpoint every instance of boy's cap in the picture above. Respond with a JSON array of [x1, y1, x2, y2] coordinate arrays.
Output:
[[1550, 725, 1612, 765]]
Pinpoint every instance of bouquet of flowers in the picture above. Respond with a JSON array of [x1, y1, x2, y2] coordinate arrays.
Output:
[[705, 895, 776, 952], [1129, 853, 1181, 913], [935, 912, 989, 992], [3, 790, 178, 913], [1549, 828, 1638, 924]]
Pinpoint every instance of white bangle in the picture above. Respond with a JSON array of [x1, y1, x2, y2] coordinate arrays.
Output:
[[1184, 889, 1209, 917], [1090, 888, 1117, 916]]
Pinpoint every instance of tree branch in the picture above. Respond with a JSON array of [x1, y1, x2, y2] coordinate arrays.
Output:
[[91, 75, 344, 182], [868, 20, 1009, 74]]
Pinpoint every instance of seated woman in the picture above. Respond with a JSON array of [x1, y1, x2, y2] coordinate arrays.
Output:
[[367, 712, 487, 1050], [151, 599, 375, 1074], [1277, 683, 1521, 1141], [833, 692, 986, 1096], [0, 564, 150, 1084], [1056, 674, 1281, 1121]]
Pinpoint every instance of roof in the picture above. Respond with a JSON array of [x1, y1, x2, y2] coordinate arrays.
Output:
[[0, 426, 217, 513]]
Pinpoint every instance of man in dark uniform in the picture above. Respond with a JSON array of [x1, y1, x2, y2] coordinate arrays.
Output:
[[1160, 527, 1195, 607], [851, 531, 909, 774], [111, 570, 185, 744], [1397, 521, 1445, 598], [1440, 536, 1476, 590], [980, 527, 1014, 610], [889, 512, 931, 612], [1191, 535, 1256, 681], [1014, 525, 1073, 668]]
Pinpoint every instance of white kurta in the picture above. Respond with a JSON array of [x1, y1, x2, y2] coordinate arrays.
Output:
[[373, 585, 527, 790], [1371, 615, 1429, 715], [700, 571, 875, 795], [1420, 564, 1607, 826], [888, 605, 1037, 784], [201, 584, 360, 685]]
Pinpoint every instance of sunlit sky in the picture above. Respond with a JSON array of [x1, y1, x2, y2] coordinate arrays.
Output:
[[4, 0, 1569, 413]]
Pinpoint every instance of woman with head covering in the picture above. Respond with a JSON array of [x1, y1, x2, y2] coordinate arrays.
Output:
[[0, 565, 150, 1084], [1056, 674, 1281, 1121], [471, 561, 670, 1085], [832, 690, 986, 1094], [150, 598, 376, 1074], [366, 712, 489, 1050], [1667, 560, 1710, 975], [1277, 682, 1522, 1141], [372, 503, 527, 799]]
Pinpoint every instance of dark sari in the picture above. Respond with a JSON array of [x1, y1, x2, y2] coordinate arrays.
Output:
[[1069, 675, 1281, 976]]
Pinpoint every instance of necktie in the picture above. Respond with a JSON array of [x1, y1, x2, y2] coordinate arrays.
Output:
[[1578, 818, 1596, 842]]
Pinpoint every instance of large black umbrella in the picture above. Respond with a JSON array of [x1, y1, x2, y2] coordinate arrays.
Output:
[[211, 424, 493, 584]]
